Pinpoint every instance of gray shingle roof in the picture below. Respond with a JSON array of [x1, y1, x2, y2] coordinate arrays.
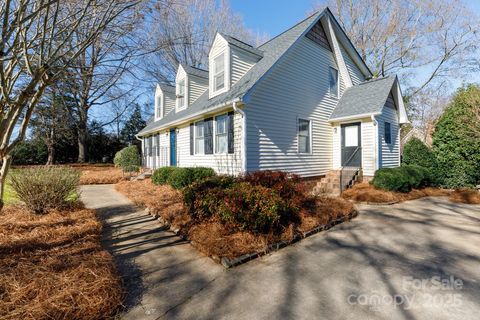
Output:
[[138, 11, 323, 136], [219, 33, 263, 57], [182, 65, 209, 79], [158, 84, 175, 94], [329, 76, 396, 121]]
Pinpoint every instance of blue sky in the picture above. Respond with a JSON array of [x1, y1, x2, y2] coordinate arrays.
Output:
[[232, 0, 480, 39]]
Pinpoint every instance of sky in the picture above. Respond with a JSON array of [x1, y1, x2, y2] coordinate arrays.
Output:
[[232, 0, 480, 39]]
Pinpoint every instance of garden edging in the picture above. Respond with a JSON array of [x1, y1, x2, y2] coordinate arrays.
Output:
[[145, 207, 358, 268]]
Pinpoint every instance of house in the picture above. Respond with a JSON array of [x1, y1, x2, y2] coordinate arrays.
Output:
[[136, 8, 409, 191]]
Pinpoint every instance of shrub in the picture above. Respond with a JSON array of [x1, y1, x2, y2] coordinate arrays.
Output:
[[152, 166, 216, 189], [183, 175, 235, 219], [371, 165, 431, 192], [113, 146, 140, 173], [402, 137, 436, 169], [432, 85, 480, 188], [151, 167, 178, 185], [9, 166, 81, 214], [218, 182, 285, 232], [243, 170, 307, 211]]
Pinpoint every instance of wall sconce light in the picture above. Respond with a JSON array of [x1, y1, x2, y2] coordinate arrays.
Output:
[[334, 127, 337, 134]]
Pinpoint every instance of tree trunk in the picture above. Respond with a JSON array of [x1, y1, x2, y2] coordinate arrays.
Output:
[[77, 107, 88, 163], [46, 144, 55, 165], [0, 155, 12, 212]]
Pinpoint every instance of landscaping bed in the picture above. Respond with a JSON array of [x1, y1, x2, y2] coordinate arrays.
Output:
[[116, 172, 357, 265], [341, 183, 451, 204], [0, 205, 123, 320], [76, 164, 126, 185]]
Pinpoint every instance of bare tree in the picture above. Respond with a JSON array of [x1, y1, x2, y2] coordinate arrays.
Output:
[[0, 0, 139, 210], [137, 0, 266, 85], [61, 4, 144, 163], [312, 0, 479, 100]]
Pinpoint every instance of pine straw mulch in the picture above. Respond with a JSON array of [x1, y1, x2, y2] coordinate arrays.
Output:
[[77, 165, 126, 185], [342, 183, 453, 204], [448, 189, 480, 205], [0, 205, 123, 320], [116, 180, 357, 260]]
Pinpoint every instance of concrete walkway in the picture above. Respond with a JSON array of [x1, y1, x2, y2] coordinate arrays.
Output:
[[81, 185, 480, 320]]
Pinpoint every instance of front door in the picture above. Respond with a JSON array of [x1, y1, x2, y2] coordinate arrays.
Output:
[[341, 122, 361, 167], [170, 129, 177, 166]]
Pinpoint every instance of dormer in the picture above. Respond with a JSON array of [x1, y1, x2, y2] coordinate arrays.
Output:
[[176, 64, 208, 112], [208, 33, 263, 99], [154, 84, 175, 121]]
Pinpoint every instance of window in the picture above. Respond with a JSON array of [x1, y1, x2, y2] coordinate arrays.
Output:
[[298, 119, 311, 153], [384, 122, 392, 144], [156, 95, 162, 119], [345, 126, 358, 147], [195, 121, 204, 154], [177, 79, 185, 109], [329, 67, 338, 98], [215, 114, 228, 153], [213, 53, 225, 92]]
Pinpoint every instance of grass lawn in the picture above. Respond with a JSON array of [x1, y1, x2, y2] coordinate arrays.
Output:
[[2, 182, 19, 205]]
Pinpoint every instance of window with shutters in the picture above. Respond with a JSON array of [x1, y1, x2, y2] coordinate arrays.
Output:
[[195, 120, 205, 154], [298, 119, 311, 154], [215, 114, 228, 154]]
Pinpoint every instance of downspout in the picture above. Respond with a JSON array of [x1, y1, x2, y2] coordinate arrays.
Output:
[[136, 135, 145, 168], [371, 114, 379, 171], [233, 101, 247, 173]]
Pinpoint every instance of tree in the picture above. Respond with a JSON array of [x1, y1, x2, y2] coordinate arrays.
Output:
[[30, 85, 77, 165], [63, 4, 143, 163], [0, 0, 140, 210], [402, 137, 436, 169], [138, 0, 265, 84], [120, 104, 146, 146], [432, 85, 480, 188], [313, 0, 479, 114]]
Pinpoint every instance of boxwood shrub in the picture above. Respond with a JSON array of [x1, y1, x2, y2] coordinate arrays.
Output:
[[371, 165, 431, 192], [151, 166, 216, 189]]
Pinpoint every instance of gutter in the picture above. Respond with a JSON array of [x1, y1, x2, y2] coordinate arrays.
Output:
[[136, 97, 242, 137], [232, 101, 247, 173], [328, 111, 381, 123], [371, 114, 379, 171]]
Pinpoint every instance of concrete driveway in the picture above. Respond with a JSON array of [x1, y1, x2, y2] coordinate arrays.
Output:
[[81, 185, 480, 320]]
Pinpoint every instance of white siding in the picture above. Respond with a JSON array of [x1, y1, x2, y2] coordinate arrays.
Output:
[[231, 46, 259, 85], [164, 93, 176, 115], [143, 110, 243, 175], [361, 120, 376, 176], [331, 119, 376, 176], [340, 43, 365, 85], [189, 75, 208, 105], [377, 102, 400, 168], [176, 111, 243, 175], [245, 37, 340, 177]]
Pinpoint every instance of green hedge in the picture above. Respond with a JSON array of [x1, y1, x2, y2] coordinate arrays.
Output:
[[372, 165, 431, 192], [114, 146, 140, 173], [151, 166, 216, 189]]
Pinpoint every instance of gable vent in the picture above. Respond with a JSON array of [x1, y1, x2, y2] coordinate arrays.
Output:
[[306, 21, 332, 51]]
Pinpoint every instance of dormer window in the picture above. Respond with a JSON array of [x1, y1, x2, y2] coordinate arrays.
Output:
[[177, 78, 186, 110], [214, 53, 225, 92], [155, 94, 162, 119]]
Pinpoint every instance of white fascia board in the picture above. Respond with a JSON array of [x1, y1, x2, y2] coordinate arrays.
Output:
[[328, 112, 381, 123], [323, 16, 352, 88]]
